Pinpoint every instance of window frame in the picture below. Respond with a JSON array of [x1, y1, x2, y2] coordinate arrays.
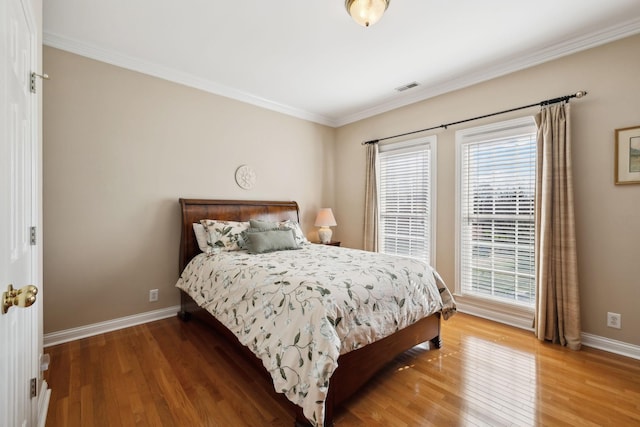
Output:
[[454, 116, 536, 328], [378, 135, 437, 267]]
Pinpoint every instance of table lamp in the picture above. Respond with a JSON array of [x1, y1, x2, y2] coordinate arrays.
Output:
[[314, 208, 337, 244]]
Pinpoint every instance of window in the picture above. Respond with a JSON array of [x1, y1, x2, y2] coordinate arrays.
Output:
[[456, 117, 537, 307], [378, 136, 436, 264]]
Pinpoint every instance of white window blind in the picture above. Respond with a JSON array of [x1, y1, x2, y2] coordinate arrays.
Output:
[[379, 137, 435, 264], [457, 117, 537, 306]]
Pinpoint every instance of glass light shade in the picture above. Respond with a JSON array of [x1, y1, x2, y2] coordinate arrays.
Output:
[[345, 0, 390, 27]]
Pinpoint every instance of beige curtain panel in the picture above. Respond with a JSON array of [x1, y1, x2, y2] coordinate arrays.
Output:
[[363, 143, 379, 252], [534, 103, 582, 350]]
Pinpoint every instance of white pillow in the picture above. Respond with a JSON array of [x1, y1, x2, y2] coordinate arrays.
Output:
[[200, 219, 250, 251], [192, 223, 209, 252], [280, 219, 309, 245]]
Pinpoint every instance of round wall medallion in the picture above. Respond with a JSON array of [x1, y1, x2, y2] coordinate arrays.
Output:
[[235, 165, 256, 190]]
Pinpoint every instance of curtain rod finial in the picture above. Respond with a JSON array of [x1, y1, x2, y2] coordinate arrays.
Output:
[[362, 139, 379, 145], [575, 91, 587, 98]]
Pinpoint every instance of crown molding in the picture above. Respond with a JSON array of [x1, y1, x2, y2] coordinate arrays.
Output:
[[43, 32, 338, 127], [44, 16, 640, 129], [334, 16, 640, 127]]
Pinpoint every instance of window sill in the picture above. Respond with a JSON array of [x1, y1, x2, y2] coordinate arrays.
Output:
[[453, 294, 534, 331]]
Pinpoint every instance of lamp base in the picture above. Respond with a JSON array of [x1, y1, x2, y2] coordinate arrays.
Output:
[[318, 227, 333, 244]]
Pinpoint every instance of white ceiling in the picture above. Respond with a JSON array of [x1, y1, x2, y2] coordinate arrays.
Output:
[[43, 0, 640, 127]]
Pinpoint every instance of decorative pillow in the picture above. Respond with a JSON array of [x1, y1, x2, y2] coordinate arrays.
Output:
[[244, 229, 300, 254], [249, 219, 280, 231], [280, 219, 309, 245], [200, 220, 249, 252], [192, 223, 209, 252], [247, 219, 308, 245]]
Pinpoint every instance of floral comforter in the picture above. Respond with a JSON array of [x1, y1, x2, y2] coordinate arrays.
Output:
[[175, 244, 456, 426]]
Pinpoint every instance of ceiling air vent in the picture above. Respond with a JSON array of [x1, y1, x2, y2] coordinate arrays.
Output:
[[395, 81, 420, 92]]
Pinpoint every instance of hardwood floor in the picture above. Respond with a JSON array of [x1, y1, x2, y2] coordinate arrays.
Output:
[[44, 313, 640, 426]]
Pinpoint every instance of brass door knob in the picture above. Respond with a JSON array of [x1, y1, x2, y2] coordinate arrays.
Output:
[[2, 284, 38, 315]]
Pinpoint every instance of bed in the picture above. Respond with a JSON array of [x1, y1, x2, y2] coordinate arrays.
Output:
[[175, 198, 456, 426]]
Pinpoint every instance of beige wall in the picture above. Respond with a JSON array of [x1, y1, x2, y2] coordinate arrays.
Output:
[[43, 47, 335, 333], [45, 34, 640, 348], [335, 34, 640, 346]]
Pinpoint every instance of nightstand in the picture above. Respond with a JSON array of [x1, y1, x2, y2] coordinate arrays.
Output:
[[319, 241, 341, 247]]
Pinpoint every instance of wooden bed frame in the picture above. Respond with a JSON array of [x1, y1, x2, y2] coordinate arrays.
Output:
[[176, 198, 442, 427]]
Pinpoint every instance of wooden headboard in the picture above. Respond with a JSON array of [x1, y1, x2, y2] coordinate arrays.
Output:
[[178, 198, 300, 272]]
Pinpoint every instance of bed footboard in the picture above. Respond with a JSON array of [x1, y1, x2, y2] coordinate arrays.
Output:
[[177, 291, 196, 321], [178, 291, 441, 427]]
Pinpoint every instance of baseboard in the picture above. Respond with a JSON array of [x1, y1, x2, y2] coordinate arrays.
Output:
[[455, 298, 535, 331], [37, 380, 51, 427], [457, 301, 640, 360], [44, 305, 180, 347], [43, 304, 640, 361], [581, 332, 640, 360]]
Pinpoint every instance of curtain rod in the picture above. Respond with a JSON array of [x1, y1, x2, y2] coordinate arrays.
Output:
[[361, 90, 588, 145]]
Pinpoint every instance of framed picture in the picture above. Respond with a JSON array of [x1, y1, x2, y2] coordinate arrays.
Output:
[[615, 125, 640, 185]]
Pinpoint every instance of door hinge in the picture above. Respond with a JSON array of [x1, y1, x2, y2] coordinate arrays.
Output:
[[30, 226, 36, 245], [30, 378, 37, 398], [30, 72, 49, 94], [30, 72, 37, 94]]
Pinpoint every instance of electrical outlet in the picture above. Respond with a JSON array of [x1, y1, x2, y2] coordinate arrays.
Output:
[[149, 289, 158, 302], [607, 312, 621, 329]]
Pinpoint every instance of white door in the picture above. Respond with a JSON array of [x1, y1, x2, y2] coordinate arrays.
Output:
[[0, 0, 47, 425]]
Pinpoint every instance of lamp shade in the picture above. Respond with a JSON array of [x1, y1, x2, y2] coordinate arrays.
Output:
[[314, 208, 337, 227], [345, 0, 390, 27]]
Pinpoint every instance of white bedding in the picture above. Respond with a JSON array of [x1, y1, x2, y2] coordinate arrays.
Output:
[[175, 243, 455, 426]]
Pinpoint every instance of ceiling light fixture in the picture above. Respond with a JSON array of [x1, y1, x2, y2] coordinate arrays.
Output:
[[345, 0, 390, 27]]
